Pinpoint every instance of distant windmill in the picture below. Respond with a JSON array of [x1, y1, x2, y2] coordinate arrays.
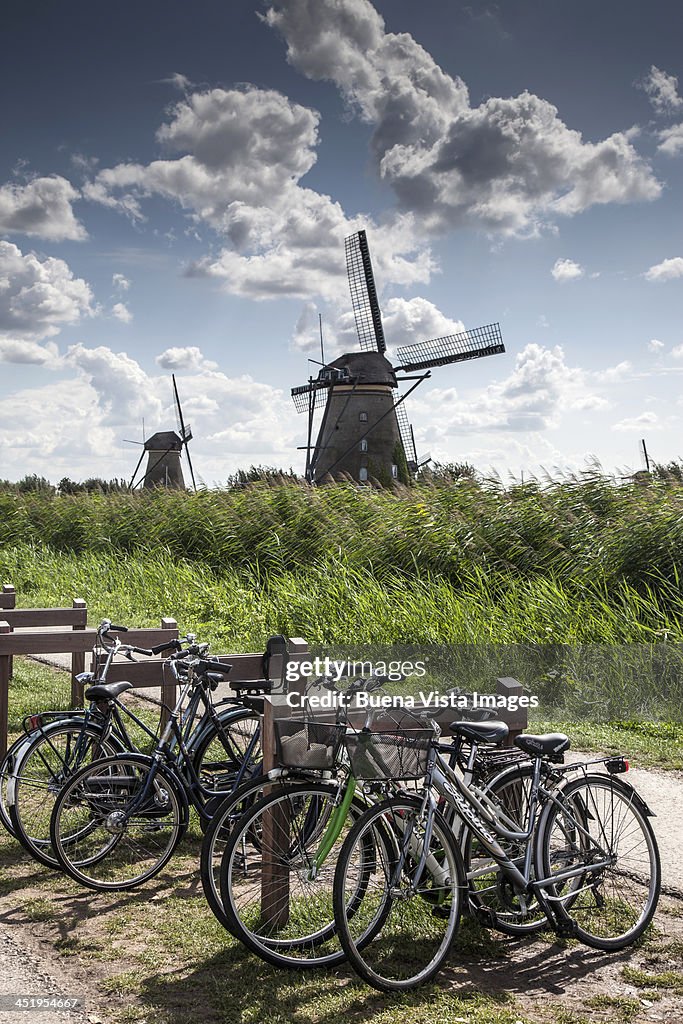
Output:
[[291, 229, 505, 484], [126, 375, 197, 490]]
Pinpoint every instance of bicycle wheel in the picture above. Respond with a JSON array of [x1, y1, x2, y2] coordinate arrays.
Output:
[[537, 774, 661, 950], [463, 762, 547, 935], [9, 722, 121, 868], [192, 708, 261, 795], [50, 754, 188, 891], [333, 794, 464, 992], [1, 734, 32, 838], [200, 772, 281, 927], [219, 782, 370, 969]]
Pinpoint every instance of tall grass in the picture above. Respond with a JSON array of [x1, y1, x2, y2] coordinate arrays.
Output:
[[1, 472, 683, 595]]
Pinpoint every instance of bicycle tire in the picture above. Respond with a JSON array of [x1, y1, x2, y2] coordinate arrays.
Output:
[[9, 721, 122, 868], [1, 734, 33, 838], [191, 707, 261, 797], [50, 753, 188, 891], [536, 773, 661, 950], [333, 793, 465, 992], [219, 781, 370, 969]]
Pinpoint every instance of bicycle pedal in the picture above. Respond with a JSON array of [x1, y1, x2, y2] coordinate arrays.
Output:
[[473, 906, 497, 928], [555, 918, 578, 939]]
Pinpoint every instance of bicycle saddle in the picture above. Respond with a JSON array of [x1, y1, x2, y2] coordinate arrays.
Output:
[[514, 733, 570, 759], [85, 680, 133, 701], [449, 720, 509, 745]]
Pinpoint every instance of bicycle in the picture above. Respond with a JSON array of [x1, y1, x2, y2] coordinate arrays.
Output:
[[332, 723, 661, 991], [48, 644, 267, 890], [214, 702, 532, 970], [8, 621, 259, 869]]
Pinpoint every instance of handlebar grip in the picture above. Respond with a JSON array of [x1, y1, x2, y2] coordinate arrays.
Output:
[[196, 659, 232, 677], [132, 646, 153, 656], [151, 639, 181, 655], [109, 624, 128, 633]]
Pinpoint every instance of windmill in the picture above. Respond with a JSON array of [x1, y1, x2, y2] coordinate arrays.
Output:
[[291, 229, 506, 484], [127, 375, 197, 490]]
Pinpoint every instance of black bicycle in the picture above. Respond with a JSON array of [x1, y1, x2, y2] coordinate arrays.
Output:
[[8, 621, 260, 869]]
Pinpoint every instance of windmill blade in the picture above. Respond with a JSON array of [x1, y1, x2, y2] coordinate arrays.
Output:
[[396, 322, 504, 372], [344, 229, 386, 354], [394, 401, 417, 467], [172, 374, 197, 490], [172, 374, 193, 443], [291, 381, 331, 413], [128, 449, 146, 490]]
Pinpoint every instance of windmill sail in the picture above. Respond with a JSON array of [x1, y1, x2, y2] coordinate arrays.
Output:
[[345, 230, 386, 354], [291, 380, 331, 413], [396, 322, 504, 371], [394, 401, 417, 468], [172, 374, 197, 490]]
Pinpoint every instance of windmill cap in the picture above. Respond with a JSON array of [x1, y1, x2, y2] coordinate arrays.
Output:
[[145, 430, 183, 451], [326, 351, 397, 386]]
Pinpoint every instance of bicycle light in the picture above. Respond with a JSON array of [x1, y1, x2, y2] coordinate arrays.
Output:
[[606, 756, 629, 774]]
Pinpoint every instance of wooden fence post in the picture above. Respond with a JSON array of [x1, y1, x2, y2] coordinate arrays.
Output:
[[260, 695, 292, 930], [496, 677, 526, 744], [0, 622, 11, 758], [71, 598, 87, 707], [159, 618, 178, 729]]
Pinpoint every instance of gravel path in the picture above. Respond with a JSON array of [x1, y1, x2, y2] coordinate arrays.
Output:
[[0, 929, 91, 1024]]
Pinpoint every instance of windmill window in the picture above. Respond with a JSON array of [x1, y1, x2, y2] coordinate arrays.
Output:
[[360, 439, 368, 452], [391, 464, 398, 479], [359, 467, 369, 482], [359, 411, 368, 422]]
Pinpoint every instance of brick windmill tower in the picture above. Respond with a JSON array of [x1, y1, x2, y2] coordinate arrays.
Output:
[[291, 230, 505, 484]]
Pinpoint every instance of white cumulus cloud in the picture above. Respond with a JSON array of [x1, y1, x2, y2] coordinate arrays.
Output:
[[551, 258, 584, 282], [648, 338, 665, 352], [644, 257, 683, 282], [111, 302, 132, 323], [0, 176, 86, 241], [0, 241, 95, 363], [639, 65, 683, 116], [112, 273, 130, 291], [657, 123, 683, 156], [265, 0, 661, 237], [156, 346, 218, 372], [612, 411, 660, 432]]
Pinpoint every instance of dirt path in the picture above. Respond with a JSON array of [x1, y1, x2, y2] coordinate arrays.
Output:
[[0, 927, 90, 1024]]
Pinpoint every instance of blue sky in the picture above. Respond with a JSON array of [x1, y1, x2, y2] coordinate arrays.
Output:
[[1, 0, 682, 484]]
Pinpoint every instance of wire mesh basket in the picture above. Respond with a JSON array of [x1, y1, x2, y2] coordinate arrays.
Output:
[[274, 717, 346, 770], [345, 727, 435, 781]]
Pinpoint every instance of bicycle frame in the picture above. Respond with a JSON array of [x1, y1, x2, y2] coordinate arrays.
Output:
[[430, 751, 616, 921]]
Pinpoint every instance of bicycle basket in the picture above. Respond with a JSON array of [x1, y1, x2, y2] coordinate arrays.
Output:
[[346, 728, 434, 781], [274, 718, 345, 770]]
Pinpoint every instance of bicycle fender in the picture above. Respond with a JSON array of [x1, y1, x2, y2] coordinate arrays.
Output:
[[564, 771, 656, 819], [592, 771, 656, 818]]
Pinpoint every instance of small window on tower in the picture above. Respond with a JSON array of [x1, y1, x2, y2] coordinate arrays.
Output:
[[391, 464, 398, 479], [360, 439, 368, 452], [359, 411, 368, 422], [359, 467, 369, 482]]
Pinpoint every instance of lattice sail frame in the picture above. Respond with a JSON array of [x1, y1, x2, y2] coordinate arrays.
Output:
[[396, 322, 504, 371], [290, 381, 332, 413], [345, 230, 386, 354]]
